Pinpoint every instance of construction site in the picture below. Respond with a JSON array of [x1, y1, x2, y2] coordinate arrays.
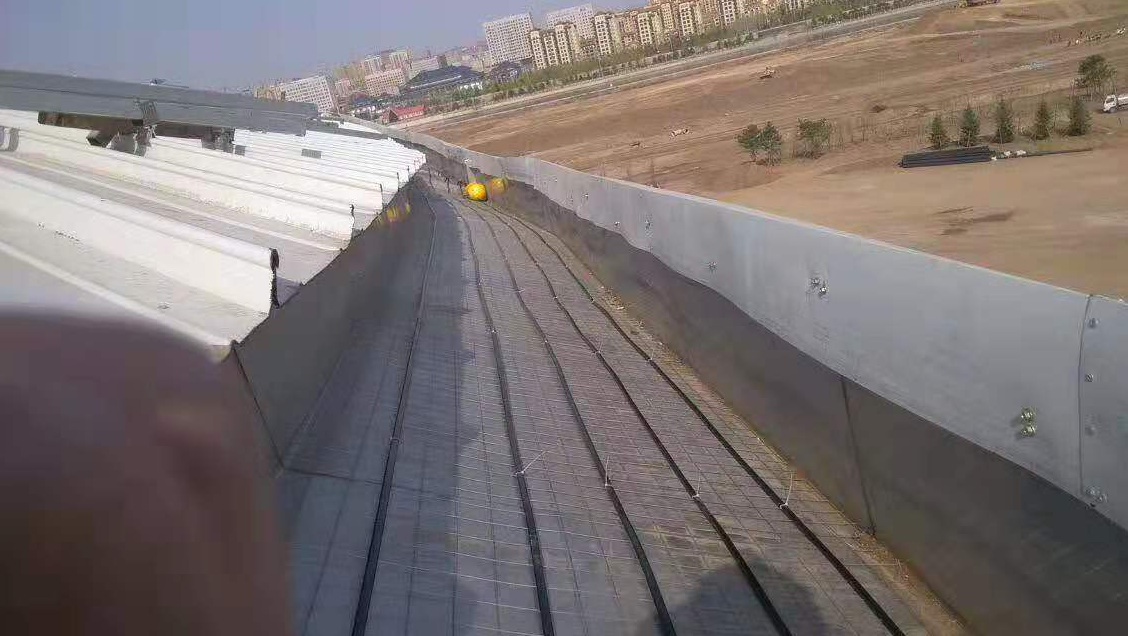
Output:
[[419, 0, 1128, 298]]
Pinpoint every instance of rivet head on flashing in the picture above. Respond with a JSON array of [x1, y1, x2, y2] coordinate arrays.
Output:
[[1086, 486, 1109, 503]]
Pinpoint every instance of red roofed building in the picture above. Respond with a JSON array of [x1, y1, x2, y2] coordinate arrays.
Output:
[[383, 105, 426, 124]]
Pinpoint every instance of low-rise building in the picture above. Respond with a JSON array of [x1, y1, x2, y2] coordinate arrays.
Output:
[[399, 66, 485, 101], [409, 56, 444, 79], [488, 61, 525, 84], [364, 67, 407, 97], [383, 105, 426, 123]]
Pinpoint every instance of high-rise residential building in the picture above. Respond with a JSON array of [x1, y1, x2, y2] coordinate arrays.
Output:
[[658, 1, 677, 35], [637, 11, 658, 47], [528, 29, 550, 69], [544, 31, 561, 66], [334, 77, 354, 98], [530, 22, 586, 70], [677, 1, 700, 38], [483, 13, 534, 64], [386, 49, 411, 73], [361, 55, 383, 76], [277, 75, 336, 113], [365, 67, 407, 96], [592, 13, 621, 57], [553, 23, 584, 65], [545, 3, 596, 40], [718, 0, 741, 25], [620, 11, 641, 49]]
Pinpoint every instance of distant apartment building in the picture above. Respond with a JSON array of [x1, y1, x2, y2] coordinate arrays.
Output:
[[361, 55, 383, 75], [592, 12, 623, 56], [529, 22, 585, 70], [334, 77, 354, 98], [483, 13, 534, 64], [545, 3, 596, 40], [677, 1, 701, 38], [385, 49, 412, 73], [619, 11, 642, 49], [553, 23, 584, 65], [636, 10, 663, 47], [365, 67, 406, 96], [529, 29, 550, 69], [278, 75, 336, 113], [718, 0, 740, 25], [544, 31, 562, 66], [696, 0, 721, 28], [657, 1, 678, 35], [409, 55, 443, 79]]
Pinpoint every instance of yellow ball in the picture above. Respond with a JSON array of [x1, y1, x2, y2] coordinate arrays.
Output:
[[465, 182, 488, 201], [488, 177, 507, 194]]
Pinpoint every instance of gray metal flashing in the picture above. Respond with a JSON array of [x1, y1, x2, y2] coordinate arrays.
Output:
[[0, 69, 316, 134], [1078, 296, 1128, 524], [464, 174, 1128, 635], [367, 121, 1127, 534]]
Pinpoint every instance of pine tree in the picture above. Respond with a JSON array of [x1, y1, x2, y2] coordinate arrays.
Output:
[[993, 98, 1015, 144], [760, 122, 783, 164], [1067, 96, 1091, 136], [929, 114, 949, 149], [736, 123, 762, 160], [959, 106, 980, 147], [1032, 100, 1053, 140]]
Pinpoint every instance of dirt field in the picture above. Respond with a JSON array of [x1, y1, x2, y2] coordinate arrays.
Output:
[[422, 0, 1128, 298]]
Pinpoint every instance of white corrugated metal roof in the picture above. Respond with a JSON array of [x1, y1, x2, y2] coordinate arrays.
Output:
[[0, 108, 425, 347]]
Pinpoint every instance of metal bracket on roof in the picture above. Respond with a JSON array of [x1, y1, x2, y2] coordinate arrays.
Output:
[[0, 126, 18, 152], [136, 99, 159, 127]]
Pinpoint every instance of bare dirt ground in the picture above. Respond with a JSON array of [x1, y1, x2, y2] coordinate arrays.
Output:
[[422, 0, 1128, 297]]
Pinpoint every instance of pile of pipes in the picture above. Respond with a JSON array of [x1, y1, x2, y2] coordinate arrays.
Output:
[[900, 145, 992, 168]]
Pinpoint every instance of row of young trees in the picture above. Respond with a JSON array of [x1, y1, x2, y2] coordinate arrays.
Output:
[[736, 93, 1096, 165], [928, 96, 1092, 150], [736, 53, 1115, 163]]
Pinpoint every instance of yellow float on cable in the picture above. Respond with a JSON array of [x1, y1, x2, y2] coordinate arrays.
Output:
[[465, 182, 488, 202], [488, 177, 507, 195]]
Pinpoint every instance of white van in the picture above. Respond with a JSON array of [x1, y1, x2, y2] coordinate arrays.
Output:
[[1104, 94, 1128, 112]]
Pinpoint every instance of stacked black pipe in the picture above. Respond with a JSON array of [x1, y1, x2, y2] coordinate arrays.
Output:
[[900, 145, 992, 168]]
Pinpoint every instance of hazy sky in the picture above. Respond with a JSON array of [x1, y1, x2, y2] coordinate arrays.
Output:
[[1, 0, 639, 90]]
